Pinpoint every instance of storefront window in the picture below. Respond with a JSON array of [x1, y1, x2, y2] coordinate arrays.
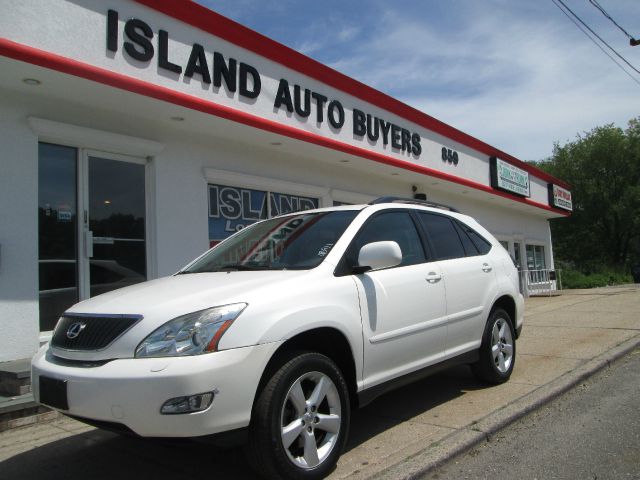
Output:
[[526, 244, 547, 282], [208, 184, 318, 246]]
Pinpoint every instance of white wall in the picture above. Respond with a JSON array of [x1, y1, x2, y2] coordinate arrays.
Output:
[[1, 0, 557, 207], [0, 76, 557, 363], [0, 96, 40, 362]]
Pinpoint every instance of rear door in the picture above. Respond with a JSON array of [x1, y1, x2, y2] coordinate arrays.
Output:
[[346, 210, 448, 388], [415, 212, 496, 358]]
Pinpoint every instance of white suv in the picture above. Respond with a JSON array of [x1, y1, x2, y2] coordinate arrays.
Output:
[[32, 197, 523, 479]]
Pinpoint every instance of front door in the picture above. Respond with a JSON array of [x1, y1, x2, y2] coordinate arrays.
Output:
[[347, 211, 447, 389], [84, 155, 147, 299], [38, 144, 148, 332]]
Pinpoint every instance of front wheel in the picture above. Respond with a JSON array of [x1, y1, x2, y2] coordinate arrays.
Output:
[[247, 352, 350, 480], [472, 308, 516, 384]]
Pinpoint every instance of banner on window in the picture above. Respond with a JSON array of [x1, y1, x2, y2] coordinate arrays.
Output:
[[208, 184, 318, 246]]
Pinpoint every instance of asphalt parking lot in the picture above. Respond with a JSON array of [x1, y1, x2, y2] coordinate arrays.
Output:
[[1, 285, 639, 479]]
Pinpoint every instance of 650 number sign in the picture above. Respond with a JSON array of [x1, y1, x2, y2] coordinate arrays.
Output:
[[441, 147, 459, 165]]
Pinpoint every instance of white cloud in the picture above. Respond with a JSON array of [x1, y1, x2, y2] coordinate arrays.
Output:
[[324, 1, 640, 160], [197, 0, 640, 159], [337, 25, 360, 42]]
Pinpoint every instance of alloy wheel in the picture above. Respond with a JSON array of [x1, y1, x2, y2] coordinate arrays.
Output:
[[280, 371, 342, 469], [491, 317, 514, 373]]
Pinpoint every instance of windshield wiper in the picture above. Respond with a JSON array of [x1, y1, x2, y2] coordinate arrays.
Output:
[[218, 264, 271, 271]]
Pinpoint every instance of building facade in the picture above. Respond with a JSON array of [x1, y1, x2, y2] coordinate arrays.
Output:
[[0, 0, 572, 362]]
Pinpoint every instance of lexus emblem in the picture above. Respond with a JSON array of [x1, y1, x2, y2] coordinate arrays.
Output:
[[66, 322, 86, 339]]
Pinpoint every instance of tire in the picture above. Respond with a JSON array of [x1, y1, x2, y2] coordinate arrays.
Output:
[[246, 352, 351, 480], [471, 308, 516, 384]]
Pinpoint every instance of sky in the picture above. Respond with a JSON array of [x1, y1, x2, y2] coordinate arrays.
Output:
[[195, 0, 640, 161]]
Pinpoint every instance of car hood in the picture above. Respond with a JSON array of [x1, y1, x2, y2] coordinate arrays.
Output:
[[67, 271, 310, 320], [53, 270, 315, 361]]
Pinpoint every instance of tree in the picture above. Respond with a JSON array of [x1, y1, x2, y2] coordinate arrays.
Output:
[[536, 118, 640, 271]]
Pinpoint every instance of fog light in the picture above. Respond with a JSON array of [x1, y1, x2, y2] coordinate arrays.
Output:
[[160, 392, 215, 414]]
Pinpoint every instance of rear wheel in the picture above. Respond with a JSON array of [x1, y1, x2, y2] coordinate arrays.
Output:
[[247, 352, 350, 479], [472, 308, 516, 383]]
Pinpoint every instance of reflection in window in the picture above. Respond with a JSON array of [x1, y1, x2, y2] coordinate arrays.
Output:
[[348, 212, 426, 267], [208, 184, 319, 247], [88, 156, 146, 298], [418, 213, 465, 261], [187, 211, 357, 272], [38, 143, 78, 331]]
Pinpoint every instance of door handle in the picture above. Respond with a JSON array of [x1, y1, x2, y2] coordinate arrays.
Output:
[[482, 263, 492, 273], [85, 230, 94, 258], [426, 272, 442, 283]]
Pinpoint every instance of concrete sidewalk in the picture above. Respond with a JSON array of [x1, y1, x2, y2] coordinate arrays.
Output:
[[0, 285, 639, 479], [338, 285, 640, 479]]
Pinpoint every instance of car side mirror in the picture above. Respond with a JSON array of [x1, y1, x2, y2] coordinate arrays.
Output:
[[355, 241, 402, 273]]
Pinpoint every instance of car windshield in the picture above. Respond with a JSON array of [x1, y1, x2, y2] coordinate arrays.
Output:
[[182, 210, 359, 272]]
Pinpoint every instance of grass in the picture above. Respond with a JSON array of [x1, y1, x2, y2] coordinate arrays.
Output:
[[560, 268, 633, 289]]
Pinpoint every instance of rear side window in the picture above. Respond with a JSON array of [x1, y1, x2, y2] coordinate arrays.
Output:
[[347, 211, 426, 268], [417, 212, 465, 260], [457, 221, 492, 255], [452, 221, 479, 256]]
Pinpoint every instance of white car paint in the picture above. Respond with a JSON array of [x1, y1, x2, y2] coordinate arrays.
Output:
[[32, 202, 524, 438]]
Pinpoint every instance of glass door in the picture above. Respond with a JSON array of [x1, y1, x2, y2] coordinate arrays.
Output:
[[38, 143, 79, 331], [513, 242, 522, 269], [84, 155, 147, 298], [38, 145, 148, 332]]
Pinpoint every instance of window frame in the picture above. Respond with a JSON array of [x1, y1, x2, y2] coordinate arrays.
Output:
[[454, 219, 493, 256], [413, 210, 492, 261], [335, 208, 433, 276], [413, 211, 468, 261]]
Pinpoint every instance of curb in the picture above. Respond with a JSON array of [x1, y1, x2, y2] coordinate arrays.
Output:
[[0, 408, 60, 433], [371, 333, 640, 480]]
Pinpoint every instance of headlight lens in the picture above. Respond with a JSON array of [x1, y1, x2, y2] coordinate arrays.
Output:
[[135, 303, 247, 358]]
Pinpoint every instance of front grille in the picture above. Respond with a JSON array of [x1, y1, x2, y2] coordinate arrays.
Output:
[[51, 314, 142, 351]]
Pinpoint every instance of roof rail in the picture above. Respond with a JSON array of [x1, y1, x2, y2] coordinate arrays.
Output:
[[368, 196, 460, 213]]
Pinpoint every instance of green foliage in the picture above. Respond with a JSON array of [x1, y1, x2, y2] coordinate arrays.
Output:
[[536, 117, 640, 276], [560, 268, 633, 289]]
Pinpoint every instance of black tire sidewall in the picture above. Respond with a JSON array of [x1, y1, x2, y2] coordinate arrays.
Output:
[[478, 308, 516, 382], [260, 352, 350, 480]]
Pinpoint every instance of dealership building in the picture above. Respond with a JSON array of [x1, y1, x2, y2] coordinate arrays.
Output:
[[0, 0, 572, 366]]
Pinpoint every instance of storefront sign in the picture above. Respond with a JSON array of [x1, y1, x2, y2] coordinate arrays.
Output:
[[105, 10, 422, 157], [548, 184, 573, 211], [490, 157, 530, 197], [57, 204, 72, 222], [441, 147, 459, 165], [208, 184, 318, 245]]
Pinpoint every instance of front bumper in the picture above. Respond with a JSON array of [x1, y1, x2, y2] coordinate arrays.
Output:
[[31, 342, 279, 438]]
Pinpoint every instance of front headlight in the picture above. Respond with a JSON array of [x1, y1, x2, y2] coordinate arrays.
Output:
[[135, 303, 247, 358]]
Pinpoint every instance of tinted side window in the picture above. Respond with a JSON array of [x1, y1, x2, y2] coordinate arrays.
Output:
[[418, 213, 465, 260], [453, 221, 479, 256], [458, 222, 492, 255], [348, 212, 426, 267]]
